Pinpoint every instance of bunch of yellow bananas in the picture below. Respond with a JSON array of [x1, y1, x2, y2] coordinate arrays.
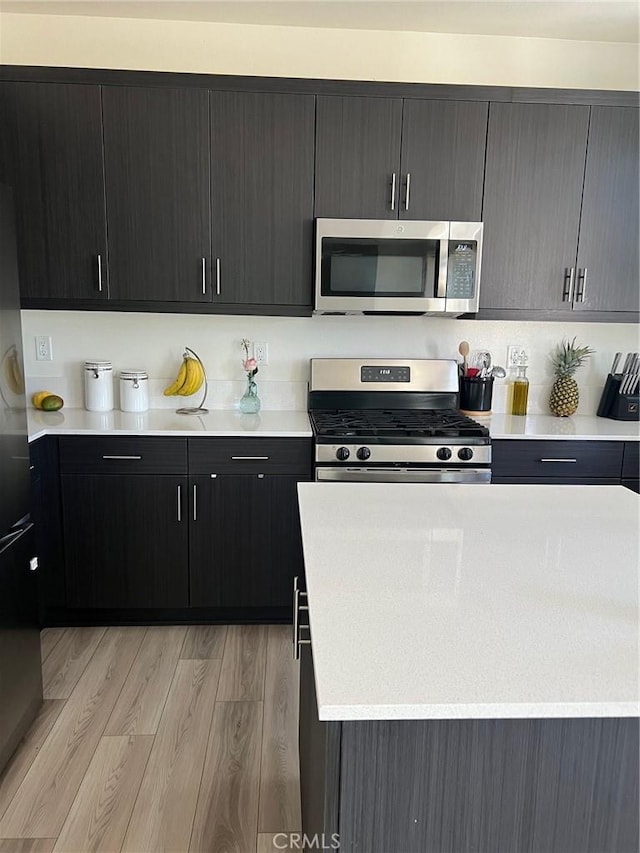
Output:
[[163, 354, 205, 397]]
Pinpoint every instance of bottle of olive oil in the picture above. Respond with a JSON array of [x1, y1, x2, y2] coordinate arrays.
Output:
[[511, 365, 529, 416]]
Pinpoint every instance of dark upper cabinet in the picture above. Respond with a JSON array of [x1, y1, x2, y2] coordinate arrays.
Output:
[[399, 99, 488, 222], [209, 91, 315, 307], [315, 95, 488, 222], [1, 82, 108, 301], [61, 473, 189, 609], [573, 106, 639, 313], [315, 95, 403, 219], [102, 85, 211, 303], [481, 102, 590, 311], [189, 473, 306, 610]]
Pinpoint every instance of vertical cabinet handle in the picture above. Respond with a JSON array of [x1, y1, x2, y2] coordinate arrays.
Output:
[[193, 483, 197, 521], [404, 173, 411, 211], [390, 173, 397, 211], [201, 258, 207, 295], [97, 254, 103, 293], [177, 484, 182, 522], [562, 267, 575, 302], [575, 268, 588, 303], [215, 258, 221, 296]]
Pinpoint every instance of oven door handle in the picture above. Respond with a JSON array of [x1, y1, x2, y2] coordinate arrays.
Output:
[[315, 467, 491, 484]]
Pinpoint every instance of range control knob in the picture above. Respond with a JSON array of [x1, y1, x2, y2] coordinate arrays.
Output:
[[356, 446, 371, 461], [336, 446, 350, 461], [458, 447, 474, 461], [436, 447, 452, 461]]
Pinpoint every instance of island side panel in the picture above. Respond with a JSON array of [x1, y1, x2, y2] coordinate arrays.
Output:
[[299, 643, 341, 841], [338, 716, 639, 853]]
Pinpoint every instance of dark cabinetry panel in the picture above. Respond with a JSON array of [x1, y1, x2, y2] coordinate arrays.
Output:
[[59, 436, 187, 475], [574, 107, 639, 313], [315, 95, 402, 219], [61, 473, 188, 609], [481, 103, 589, 311], [622, 442, 639, 478], [188, 436, 311, 474], [189, 473, 306, 609], [102, 85, 211, 303], [492, 439, 624, 480], [210, 91, 315, 307], [400, 99, 488, 221], [1, 82, 107, 300]]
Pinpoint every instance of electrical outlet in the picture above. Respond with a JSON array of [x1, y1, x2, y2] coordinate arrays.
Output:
[[506, 345, 525, 368], [35, 335, 53, 362], [253, 342, 269, 365]]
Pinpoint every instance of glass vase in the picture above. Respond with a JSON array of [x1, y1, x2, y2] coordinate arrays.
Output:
[[239, 377, 261, 413]]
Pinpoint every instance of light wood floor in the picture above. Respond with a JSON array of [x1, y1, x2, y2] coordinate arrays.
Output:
[[0, 625, 302, 853]]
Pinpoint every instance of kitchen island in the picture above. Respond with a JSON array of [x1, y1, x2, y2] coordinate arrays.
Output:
[[296, 483, 639, 853]]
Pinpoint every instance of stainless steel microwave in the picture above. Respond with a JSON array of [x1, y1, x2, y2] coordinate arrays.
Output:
[[314, 218, 483, 315]]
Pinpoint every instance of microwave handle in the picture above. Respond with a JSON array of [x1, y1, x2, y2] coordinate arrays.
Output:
[[436, 238, 449, 298]]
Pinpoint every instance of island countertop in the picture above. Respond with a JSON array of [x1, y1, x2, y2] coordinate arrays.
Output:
[[297, 482, 639, 722]]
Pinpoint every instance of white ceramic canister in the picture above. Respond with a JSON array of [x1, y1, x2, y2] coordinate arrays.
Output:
[[84, 361, 114, 412], [119, 369, 149, 413]]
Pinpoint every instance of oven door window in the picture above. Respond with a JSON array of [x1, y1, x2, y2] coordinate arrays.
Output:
[[321, 238, 440, 298]]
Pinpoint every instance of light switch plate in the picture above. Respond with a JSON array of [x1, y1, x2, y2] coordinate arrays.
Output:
[[507, 345, 525, 368], [35, 335, 53, 361], [254, 342, 269, 365]]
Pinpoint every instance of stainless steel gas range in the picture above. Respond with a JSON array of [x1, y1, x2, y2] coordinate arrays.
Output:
[[308, 358, 491, 483]]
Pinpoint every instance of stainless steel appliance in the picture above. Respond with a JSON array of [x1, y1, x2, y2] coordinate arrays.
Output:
[[315, 219, 483, 315], [308, 358, 491, 483], [0, 184, 42, 773]]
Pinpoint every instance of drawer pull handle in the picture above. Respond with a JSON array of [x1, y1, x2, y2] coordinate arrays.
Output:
[[539, 458, 577, 463], [102, 455, 142, 460], [231, 456, 269, 460], [177, 485, 182, 522], [193, 483, 197, 521]]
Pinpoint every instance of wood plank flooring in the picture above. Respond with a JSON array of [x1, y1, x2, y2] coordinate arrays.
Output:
[[0, 625, 301, 853]]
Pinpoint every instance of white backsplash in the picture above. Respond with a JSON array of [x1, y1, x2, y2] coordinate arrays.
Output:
[[20, 310, 640, 414]]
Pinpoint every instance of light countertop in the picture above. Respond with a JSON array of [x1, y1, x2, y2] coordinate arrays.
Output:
[[297, 482, 639, 722], [482, 413, 640, 441], [26, 408, 639, 443], [27, 408, 313, 442]]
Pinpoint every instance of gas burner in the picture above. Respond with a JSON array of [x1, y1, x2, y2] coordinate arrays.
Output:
[[310, 409, 490, 440]]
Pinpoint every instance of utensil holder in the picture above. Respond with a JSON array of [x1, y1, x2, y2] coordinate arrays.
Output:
[[459, 376, 493, 415], [596, 374, 639, 421]]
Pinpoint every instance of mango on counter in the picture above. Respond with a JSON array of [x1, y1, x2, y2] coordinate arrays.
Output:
[[32, 391, 64, 411]]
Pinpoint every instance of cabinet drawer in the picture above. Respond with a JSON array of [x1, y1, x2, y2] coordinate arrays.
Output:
[[622, 442, 639, 478], [492, 440, 624, 479], [59, 437, 187, 474], [188, 437, 312, 475]]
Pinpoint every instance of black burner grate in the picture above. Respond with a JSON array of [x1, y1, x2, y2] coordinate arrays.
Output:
[[310, 409, 489, 439]]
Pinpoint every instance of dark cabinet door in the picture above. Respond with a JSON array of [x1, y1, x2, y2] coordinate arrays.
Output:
[[61, 474, 188, 609], [189, 474, 306, 609], [574, 106, 639, 313], [209, 91, 315, 307], [315, 95, 402, 219], [481, 102, 589, 311], [2, 82, 108, 301], [399, 99, 488, 221], [102, 86, 211, 303]]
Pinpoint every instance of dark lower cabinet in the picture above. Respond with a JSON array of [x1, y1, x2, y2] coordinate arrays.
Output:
[[61, 473, 188, 609], [189, 473, 307, 609], [491, 439, 626, 484], [300, 645, 639, 853]]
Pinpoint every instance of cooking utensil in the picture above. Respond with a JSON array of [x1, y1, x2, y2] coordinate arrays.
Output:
[[466, 367, 480, 377], [610, 352, 622, 374], [458, 341, 470, 376], [491, 366, 506, 379]]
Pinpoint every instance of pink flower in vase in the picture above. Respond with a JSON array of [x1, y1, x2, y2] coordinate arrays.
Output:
[[243, 357, 258, 373]]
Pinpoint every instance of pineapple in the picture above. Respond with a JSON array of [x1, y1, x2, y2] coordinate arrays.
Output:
[[549, 337, 594, 417]]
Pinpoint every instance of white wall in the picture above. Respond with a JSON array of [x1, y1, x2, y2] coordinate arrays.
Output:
[[1, 12, 638, 90], [21, 310, 640, 415]]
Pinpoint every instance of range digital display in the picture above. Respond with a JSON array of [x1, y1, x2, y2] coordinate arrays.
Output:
[[361, 366, 411, 383]]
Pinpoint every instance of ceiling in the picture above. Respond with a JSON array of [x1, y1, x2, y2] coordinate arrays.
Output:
[[0, 1, 638, 44]]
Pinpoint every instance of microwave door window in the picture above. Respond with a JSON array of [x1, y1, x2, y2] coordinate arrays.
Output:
[[321, 239, 439, 298]]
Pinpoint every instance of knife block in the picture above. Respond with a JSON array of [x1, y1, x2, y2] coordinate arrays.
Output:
[[596, 374, 640, 421]]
